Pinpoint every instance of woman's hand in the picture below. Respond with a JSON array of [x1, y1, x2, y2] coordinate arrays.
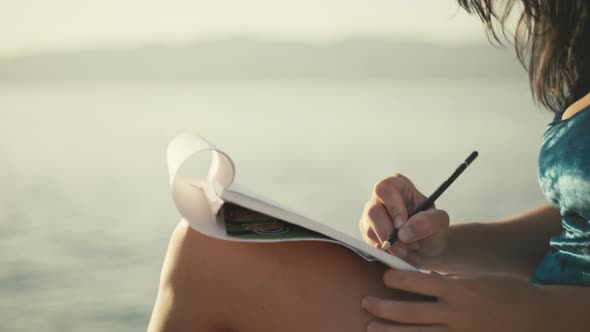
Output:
[[361, 270, 553, 332], [359, 174, 450, 267]]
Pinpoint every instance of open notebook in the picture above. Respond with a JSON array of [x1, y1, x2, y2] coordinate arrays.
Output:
[[167, 134, 417, 271]]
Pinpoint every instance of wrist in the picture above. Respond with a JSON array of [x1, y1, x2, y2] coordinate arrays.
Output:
[[420, 222, 489, 273]]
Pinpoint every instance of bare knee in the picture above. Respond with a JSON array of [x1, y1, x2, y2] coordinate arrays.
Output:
[[150, 220, 409, 332], [149, 221, 234, 332]]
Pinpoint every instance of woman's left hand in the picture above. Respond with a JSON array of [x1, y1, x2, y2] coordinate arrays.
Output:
[[361, 270, 554, 332]]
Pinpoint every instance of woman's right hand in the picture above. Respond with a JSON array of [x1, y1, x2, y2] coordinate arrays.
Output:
[[359, 174, 450, 268]]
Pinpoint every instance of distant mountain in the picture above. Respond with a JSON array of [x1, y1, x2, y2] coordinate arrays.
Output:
[[0, 37, 526, 80]]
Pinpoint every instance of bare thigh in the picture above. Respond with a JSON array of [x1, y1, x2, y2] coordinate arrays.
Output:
[[149, 221, 421, 332]]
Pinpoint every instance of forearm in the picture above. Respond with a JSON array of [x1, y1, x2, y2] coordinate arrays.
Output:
[[542, 285, 590, 331], [424, 205, 562, 277]]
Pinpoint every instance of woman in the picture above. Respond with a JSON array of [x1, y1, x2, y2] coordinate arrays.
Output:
[[148, 1, 590, 331]]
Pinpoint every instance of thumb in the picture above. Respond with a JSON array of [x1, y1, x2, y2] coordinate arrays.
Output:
[[398, 208, 449, 243]]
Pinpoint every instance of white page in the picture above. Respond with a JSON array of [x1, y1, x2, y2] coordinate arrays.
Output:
[[167, 133, 418, 271]]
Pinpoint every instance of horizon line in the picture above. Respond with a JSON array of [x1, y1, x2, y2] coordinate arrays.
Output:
[[0, 34, 498, 61]]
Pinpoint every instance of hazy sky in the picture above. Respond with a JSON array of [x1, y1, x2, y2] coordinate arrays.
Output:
[[1, 0, 488, 57]]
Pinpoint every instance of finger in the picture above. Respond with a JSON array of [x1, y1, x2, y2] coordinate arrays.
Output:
[[389, 245, 407, 258], [366, 200, 395, 243], [373, 176, 411, 228], [388, 242, 418, 258], [360, 213, 380, 246], [383, 270, 449, 297], [367, 321, 449, 332], [390, 241, 419, 252], [398, 209, 449, 243], [362, 297, 445, 325], [365, 225, 381, 248], [403, 253, 422, 268]]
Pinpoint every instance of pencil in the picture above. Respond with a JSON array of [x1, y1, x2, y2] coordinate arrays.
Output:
[[380, 151, 478, 251]]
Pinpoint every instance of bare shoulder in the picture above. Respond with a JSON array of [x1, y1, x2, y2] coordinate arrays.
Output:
[[562, 90, 590, 120]]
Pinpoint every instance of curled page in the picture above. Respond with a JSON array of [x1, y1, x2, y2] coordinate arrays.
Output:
[[166, 133, 235, 191], [167, 133, 235, 216]]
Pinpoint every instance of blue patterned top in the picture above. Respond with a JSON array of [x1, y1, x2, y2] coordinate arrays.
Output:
[[532, 105, 590, 285]]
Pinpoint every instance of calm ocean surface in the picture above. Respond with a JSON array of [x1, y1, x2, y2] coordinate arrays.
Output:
[[1, 79, 552, 331]]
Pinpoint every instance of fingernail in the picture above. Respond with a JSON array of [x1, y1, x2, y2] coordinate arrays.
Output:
[[392, 246, 407, 258], [394, 216, 405, 229], [361, 297, 369, 309], [398, 226, 414, 242], [367, 322, 377, 332]]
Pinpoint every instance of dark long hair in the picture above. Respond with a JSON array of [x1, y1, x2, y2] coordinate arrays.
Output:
[[458, 0, 590, 112]]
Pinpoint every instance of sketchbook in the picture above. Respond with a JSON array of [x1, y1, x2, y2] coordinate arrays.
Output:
[[167, 133, 417, 271]]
